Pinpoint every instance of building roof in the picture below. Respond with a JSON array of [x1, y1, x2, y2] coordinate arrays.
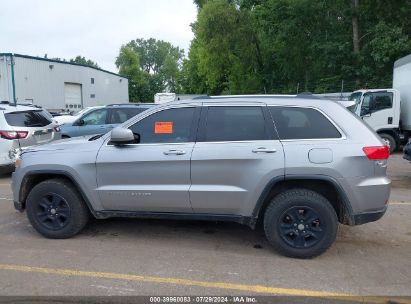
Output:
[[0, 53, 126, 78]]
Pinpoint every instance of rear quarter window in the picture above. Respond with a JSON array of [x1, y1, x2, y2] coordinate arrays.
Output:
[[4, 110, 52, 127], [269, 107, 341, 139]]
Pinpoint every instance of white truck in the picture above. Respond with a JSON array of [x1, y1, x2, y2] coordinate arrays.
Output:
[[348, 54, 411, 152]]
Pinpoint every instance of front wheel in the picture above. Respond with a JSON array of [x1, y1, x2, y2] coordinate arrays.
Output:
[[26, 178, 89, 238], [264, 189, 338, 258]]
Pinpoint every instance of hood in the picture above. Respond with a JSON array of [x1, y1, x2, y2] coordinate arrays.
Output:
[[22, 135, 104, 154]]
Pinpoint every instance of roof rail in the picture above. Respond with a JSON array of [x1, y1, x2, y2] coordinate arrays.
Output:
[[209, 94, 295, 99], [106, 103, 154, 106], [192, 95, 210, 100], [296, 92, 320, 99]]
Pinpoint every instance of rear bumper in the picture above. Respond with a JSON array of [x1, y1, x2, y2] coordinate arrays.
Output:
[[353, 207, 387, 225]]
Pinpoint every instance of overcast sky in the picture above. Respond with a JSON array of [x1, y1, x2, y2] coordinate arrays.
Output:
[[1, 0, 197, 72]]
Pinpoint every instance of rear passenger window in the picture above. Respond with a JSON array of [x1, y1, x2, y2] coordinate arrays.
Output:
[[203, 106, 268, 142], [269, 107, 341, 139]]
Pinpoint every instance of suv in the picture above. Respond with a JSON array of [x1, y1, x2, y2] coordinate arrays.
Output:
[[60, 104, 154, 138], [12, 96, 391, 258], [1, 104, 61, 173]]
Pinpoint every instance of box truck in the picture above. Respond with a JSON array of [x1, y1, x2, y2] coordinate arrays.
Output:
[[348, 54, 411, 152]]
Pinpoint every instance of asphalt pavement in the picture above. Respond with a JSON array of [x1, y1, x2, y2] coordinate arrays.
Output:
[[0, 154, 409, 299]]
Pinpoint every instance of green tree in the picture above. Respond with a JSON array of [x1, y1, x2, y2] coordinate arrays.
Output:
[[186, 0, 411, 94], [186, 0, 262, 95], [116, 38, 185, 101], [69, 56, 99, 68]]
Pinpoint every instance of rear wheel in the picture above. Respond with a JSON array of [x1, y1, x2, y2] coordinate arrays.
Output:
[[26, 178, 89, 238], [264, 189, 338, 258], [379, 133, 396, 153]]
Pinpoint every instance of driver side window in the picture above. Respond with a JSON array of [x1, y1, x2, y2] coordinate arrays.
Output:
[[129, 107, 195, 144], [82, 109, 108, 125], [361, 92, 393, 116]]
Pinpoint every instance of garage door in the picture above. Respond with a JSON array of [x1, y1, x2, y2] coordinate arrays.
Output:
[[64, 83, 82, 111]]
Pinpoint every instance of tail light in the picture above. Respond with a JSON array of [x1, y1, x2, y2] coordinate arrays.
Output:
[[0, 131, 29, 140], [362, 146, 390, 160], [54, 126, 61, 132]]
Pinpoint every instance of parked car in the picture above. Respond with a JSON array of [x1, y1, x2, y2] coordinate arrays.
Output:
[[12, 96, 390, 258], [403, 140, 411, 161], [54, 107, 102, 125], [0, 104, 61, 173], [60, 104, 154, 138]]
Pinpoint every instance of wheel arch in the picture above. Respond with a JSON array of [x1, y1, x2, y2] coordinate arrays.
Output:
[[19, 170, 97, 217], [376, 129, 400, 145], [252, 175, 354, 227]]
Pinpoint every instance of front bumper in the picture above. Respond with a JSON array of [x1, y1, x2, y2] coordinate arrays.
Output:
[[353, 207, 387, 225]]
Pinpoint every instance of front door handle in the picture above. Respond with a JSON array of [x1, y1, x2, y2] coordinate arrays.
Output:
[[164, 149, 186, 155], [252, 147, 277, 153]]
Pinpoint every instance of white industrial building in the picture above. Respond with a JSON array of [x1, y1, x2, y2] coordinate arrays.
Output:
[[0, 53, 129, 111]]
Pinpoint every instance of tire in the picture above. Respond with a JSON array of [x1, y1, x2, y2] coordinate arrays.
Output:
[[263, 189, 338, 259], [379, 133, 396, 153], [26, 178, 89, 238]]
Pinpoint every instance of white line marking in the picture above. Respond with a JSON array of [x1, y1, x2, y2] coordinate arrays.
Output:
[[0, 197, 12, 201]]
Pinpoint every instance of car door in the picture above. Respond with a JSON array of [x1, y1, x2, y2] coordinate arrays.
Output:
[[357, 91, 396, 130], [95, 105, 200, 212], [71, 108, 109, 137], [190, 103, 285, 216]]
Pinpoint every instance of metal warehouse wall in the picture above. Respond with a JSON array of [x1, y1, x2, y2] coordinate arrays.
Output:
[[0, 54, 128, 110], [0, 56, 14, 102]]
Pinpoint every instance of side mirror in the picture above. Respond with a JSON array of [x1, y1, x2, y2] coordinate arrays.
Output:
[[110, 127, 135, 145], [75, 118, 85, 126], [360, 108, 371, 117]]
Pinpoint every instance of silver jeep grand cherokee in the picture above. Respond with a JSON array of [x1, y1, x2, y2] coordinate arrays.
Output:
[[12, 96, 391, 258]]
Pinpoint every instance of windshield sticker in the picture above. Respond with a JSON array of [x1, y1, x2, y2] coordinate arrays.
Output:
[[155, 121, 173, 134]]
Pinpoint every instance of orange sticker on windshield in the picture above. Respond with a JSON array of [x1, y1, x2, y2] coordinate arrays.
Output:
[[155, 121, 173, 134]]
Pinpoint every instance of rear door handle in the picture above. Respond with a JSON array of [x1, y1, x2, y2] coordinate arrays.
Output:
[[252, 147, 277, 153], [163, 149, 186, 155]]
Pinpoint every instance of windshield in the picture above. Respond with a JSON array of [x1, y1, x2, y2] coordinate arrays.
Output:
[[348, 92, 363, 113], [73, 108, 91, 116]]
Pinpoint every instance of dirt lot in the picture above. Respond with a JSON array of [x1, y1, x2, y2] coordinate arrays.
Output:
[[0, 153, 410, 299]]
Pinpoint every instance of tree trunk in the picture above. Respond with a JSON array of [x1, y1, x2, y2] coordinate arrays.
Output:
[[352, 0, 360, 54], [352, 0, 360, 86]]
